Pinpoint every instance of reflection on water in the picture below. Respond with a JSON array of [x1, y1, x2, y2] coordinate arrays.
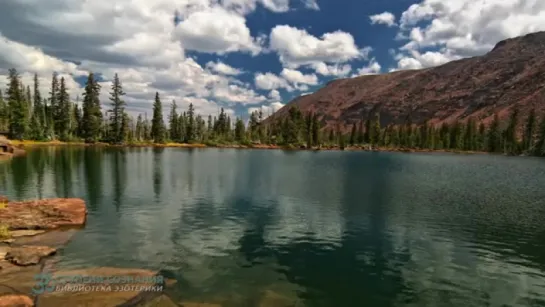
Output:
[[1, 148, 545, 306]]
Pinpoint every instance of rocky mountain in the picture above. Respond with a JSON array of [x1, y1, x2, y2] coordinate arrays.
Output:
[[268, 31, 545, 131]]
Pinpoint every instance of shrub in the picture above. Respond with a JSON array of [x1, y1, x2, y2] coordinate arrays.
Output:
[[0, 224, 10, 239]]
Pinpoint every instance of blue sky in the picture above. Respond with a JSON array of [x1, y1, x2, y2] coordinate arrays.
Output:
[[0, 0, 544, 120]]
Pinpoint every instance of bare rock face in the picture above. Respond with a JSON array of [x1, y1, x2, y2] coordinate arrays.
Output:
[[0, 261, 42, 296], [0, 196, 7, 204], [0, 294, 34, 307], [4, 246, 57, 266], [0, 198, 87, 230], [268, 31, 545, 131]]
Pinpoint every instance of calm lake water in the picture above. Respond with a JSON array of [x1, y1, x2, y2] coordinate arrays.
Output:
[[2, 147, 545, 306]]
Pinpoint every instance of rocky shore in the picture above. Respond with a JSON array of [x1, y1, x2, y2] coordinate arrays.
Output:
[[0, 136, 25, 160], [0, 196, 178, 307]]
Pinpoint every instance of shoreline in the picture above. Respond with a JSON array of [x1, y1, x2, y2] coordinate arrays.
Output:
[[9, 140, 493, 155]]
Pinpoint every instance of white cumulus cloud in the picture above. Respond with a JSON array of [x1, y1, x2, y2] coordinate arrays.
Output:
[[370, 12, 397, 27], [352, 59, 382, 77], [310, 62, 352, 77], [205, 61, 243, 75], [174, 7, 261, 55], [269, 25, 365, 68], [280, 68, 318, 85]]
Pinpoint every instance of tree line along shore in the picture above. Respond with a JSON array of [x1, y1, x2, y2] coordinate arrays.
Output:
[[1, 68, 545, 156]]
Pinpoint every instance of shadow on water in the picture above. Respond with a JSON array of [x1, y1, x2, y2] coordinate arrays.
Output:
[[30, 147, 47, 199], [111, 148, 128, 212], [266, 152, 409, 307], [83, 147, 104, 211], [153, 147, 164, 201], [10, 154, 31, 199]]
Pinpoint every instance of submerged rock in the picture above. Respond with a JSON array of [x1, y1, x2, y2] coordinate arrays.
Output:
[[11, 229, 78, 248], [4, 246, 57, 266], [0, 198, 87, 230], [0, 294, 34, 307]]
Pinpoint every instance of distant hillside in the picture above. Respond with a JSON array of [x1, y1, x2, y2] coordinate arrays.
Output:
[[267, 31, 545, 131]]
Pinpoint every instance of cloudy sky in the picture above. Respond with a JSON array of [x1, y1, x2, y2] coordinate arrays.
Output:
[[1, 0, 544, 120]]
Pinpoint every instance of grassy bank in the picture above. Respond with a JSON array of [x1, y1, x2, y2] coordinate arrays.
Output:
[[7, 139, 494, 155]]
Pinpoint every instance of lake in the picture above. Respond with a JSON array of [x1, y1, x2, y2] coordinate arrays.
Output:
[[1, 147, 545, 306]]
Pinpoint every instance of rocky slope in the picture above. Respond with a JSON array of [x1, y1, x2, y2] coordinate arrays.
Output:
[[268, 31, 545, 131]]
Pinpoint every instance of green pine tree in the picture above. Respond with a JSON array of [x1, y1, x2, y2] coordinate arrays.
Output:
[[73, 103, 82, 138], [168, 100, 179, 142], [25, 85, 32, 119], [311, 114, 320, 147], [477, 122, 486, 151], [523, 109, 536, 153], [505, 108, 520, 154], [349, 122, 357, 146], [371, 113, 381, 146], [305, 112, 312, 148], [108, 73, 126, 144], [81, 72, 102, 143], [439, 123, 450, 149], [151, 92, 166, 143], [487, 113, 501, 153], [49, 73, 60, 137], [464, 118, 477, 151], [186, 103, 195, 142], [535, 115, 545, 156], [364, 118, 371, 144], [235, 118, 245, 142], [357, 119, 364, 144], [33, 73, 44, 124], [57, 77, 71, 140], [121, 111, 129, 143], [7, 69, 28, 140]]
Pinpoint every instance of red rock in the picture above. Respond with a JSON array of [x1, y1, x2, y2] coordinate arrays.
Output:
[[4, 246, 57, 266], [0, 196, 7, 204], [0, 294, 34, 306], [0, 198, 87, 230], [267, 31, 545, 131]]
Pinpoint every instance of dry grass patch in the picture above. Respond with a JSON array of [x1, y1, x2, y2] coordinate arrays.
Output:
[[0, 224, 10, 239]]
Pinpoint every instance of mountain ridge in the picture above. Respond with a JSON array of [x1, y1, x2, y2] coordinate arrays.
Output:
[[267, 31, 545, 131]]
